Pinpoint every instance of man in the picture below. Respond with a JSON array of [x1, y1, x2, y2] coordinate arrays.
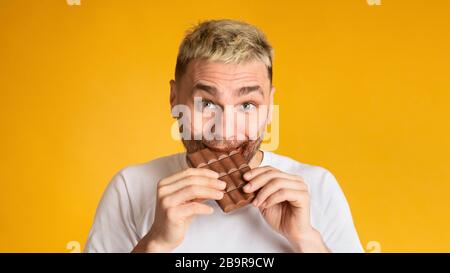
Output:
[[84, 19, 363, 253]]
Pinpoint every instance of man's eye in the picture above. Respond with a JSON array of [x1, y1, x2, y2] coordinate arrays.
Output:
[[240, 102, 256, 112], [202, 100, 217, 110]]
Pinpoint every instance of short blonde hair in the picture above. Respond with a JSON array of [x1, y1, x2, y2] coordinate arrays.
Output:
[[175, 19, 274, 82]]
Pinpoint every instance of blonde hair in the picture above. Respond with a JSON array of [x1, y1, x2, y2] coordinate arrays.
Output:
[[175, 19, 274, 82]]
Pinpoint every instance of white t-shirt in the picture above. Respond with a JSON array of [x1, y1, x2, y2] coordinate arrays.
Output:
[[84, 151, 364, 253]]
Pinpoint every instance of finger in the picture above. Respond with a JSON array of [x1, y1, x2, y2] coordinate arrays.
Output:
[[162, 185, 224, 207], [167, 202, 214, 221], [243, 169, 303, 193], [244, 166, 304, 183], [261, 189, 309, 209], [243, 166, 276, 181], [158, 176, 226, 198], [159, 168, 219, 186], [252, 178, 307, 207]]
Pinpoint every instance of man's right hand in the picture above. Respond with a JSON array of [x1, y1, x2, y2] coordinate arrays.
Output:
[[132, 168, 225, 252]]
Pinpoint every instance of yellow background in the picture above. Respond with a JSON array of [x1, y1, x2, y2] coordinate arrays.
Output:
[[1, 0, 449, 252]]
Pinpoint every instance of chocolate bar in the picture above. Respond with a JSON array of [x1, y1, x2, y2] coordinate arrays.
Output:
[[187, 148, 256, 213]]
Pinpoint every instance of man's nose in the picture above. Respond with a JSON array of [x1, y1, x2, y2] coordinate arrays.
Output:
[[216, 105, 238, 140]]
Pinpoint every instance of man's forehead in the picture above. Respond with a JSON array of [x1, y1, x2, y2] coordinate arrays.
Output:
[[186, 59, 270, 85]]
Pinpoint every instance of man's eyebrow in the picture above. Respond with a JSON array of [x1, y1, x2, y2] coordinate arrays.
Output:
[[192, 83, 264, 97], [192, 83, 217, 95], [236, 85, 264, 96]]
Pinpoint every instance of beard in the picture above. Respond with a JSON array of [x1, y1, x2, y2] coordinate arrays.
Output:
[[182, 137, 263, 163]]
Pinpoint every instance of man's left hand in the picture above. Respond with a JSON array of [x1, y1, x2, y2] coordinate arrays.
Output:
[[243, 166, 330, 253]]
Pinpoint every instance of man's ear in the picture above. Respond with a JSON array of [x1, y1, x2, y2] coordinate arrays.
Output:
[[267, 86, 276, 124], [169, 79, 177, 111]]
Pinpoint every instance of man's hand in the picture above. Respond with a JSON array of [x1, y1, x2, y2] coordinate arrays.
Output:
[[243, 166, 330, 253], [132, 168, 225, 252]]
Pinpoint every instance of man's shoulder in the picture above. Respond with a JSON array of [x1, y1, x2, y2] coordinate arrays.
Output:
[[267, 151, 334, 180], [117, 152, 186, 185]]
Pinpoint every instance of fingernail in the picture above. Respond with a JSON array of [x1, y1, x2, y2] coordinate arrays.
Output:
[[252, 198, 259, 207], [218, 181, 227, 189], [243, 183, 252, 192], [244, 172, 251, 180]]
